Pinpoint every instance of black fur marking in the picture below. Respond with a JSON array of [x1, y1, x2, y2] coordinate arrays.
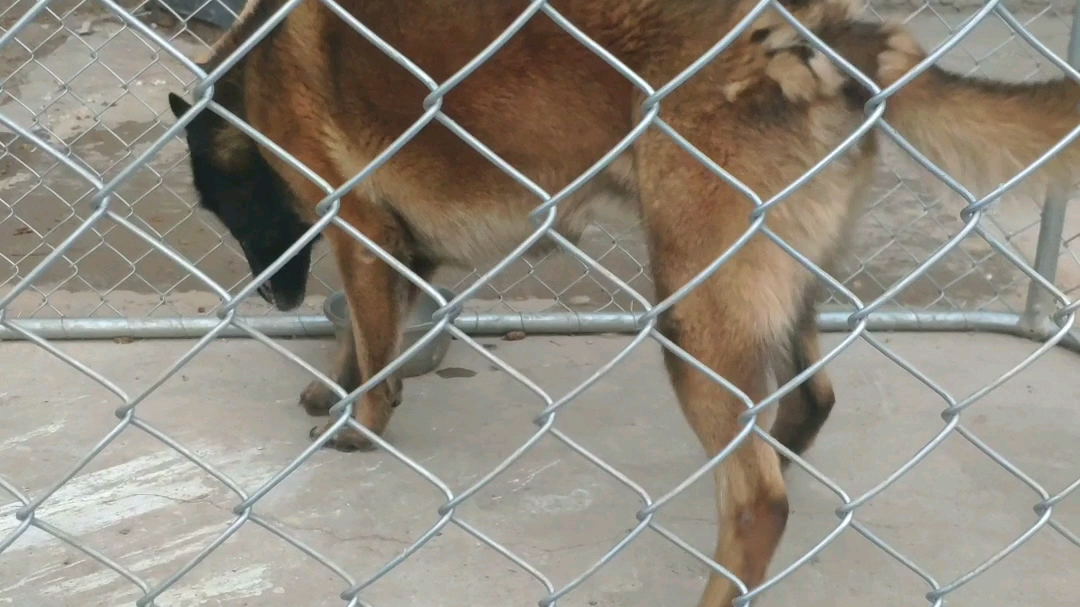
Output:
[[790, 45, 814, 63], [749, 28, 771, 44], [764, 45, 813, 63], [169, 92, 316, 311], [841, 80, 870, 111], [656, 311, 686, 386], [774, 302, 836, 463]]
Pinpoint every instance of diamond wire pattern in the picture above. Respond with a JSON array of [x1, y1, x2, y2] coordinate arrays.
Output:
[[819, 1, 1080, 316], [2, 0, 1080, 605], [0, 0, 328, 321], [0, 2, 1075, 322]]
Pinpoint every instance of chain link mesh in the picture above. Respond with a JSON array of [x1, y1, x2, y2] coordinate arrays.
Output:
[[2, 0, 1079, 605], [0, 0, 1075, 325]]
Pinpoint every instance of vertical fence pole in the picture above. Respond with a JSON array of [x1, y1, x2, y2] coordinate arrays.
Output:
[[1019, 0, 1080, 338]]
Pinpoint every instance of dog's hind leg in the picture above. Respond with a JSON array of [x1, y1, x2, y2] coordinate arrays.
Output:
[[768, 296, 836, 469], [636, 144, 812, 607], [647, 240, 799, 607]]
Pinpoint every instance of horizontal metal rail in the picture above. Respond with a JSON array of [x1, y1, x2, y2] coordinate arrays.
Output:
[[4, 308, 1080, 354]]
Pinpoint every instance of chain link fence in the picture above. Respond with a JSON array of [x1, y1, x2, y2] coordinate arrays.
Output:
[[2, 0, 1079, 605], [1, 0, 1080, 339]]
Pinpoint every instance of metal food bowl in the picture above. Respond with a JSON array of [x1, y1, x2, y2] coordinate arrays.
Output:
[[322, 286, 455, 378]]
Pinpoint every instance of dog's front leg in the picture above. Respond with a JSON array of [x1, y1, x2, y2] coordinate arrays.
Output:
[[300, 321, 361, 417], [305, 197, 417, 452]]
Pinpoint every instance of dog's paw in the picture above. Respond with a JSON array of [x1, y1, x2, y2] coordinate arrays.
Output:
[[299, 379, 338, 416], [309, 421, 379, 452], [876, 23, 928, 88]]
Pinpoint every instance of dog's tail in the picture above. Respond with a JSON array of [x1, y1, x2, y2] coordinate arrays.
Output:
[[751, 0, 1080, 197], [869, 25, 1080, 197]]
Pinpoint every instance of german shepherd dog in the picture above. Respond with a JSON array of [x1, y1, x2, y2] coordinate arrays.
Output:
[[167, 0, 1080, 602]]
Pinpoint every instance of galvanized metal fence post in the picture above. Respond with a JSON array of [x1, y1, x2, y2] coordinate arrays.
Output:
[[1018, 0, 1080, 343]]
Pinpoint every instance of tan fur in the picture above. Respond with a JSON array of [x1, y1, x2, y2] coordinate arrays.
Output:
[[877, 25, 1080, 199], [178, 0, 1080, 604]]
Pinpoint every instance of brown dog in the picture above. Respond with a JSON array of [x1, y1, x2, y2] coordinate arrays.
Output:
[[167, 0, 1080, 604]]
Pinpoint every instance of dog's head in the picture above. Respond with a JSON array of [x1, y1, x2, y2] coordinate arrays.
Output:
[[168, 91, 315, 311]]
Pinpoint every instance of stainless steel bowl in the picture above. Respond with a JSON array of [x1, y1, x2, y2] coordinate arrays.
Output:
[[322, 286, 455, 378]]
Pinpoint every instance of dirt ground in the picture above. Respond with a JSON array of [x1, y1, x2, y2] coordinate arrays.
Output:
[[2, 4, 1080, 322]]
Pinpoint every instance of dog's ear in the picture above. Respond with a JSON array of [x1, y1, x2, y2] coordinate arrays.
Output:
[[168, 92, 192, 120]]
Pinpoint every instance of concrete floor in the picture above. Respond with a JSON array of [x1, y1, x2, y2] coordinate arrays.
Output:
[[1, 331, 1078, 606]]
